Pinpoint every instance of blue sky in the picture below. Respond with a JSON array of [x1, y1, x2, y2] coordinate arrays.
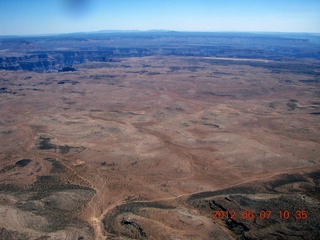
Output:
[[0, 0, 319, 35]]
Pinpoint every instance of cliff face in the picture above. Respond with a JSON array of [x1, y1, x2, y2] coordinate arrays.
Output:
[[0, 51, 104, 72], [0, 53, 57, 71], [0, 48, 213, 72], [0, 50, 152, 72]]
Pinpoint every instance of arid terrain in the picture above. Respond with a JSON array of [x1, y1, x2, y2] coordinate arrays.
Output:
[[0, 32, 319, 239]]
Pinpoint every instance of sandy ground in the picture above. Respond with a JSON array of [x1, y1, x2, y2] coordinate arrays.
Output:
[[0, 56, 319, 239]]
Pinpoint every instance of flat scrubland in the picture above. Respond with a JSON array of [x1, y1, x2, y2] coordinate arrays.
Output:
[[0, 46, 319, 238]]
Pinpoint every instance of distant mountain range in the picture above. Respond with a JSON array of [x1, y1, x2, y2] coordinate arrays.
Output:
[[1, 29, 319, 39]]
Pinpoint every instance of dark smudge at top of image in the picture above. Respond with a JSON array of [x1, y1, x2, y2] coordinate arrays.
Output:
[[60, 0, 95, 18]]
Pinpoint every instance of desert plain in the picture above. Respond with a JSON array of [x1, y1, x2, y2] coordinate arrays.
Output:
[[0, 32, 319, 239]]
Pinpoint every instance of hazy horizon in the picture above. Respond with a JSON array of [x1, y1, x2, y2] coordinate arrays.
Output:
[[0, 0, 319, 36], [1, 29, 320, 38]]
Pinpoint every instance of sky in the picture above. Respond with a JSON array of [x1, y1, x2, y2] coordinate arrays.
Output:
[[0, 0, 319, 35]]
